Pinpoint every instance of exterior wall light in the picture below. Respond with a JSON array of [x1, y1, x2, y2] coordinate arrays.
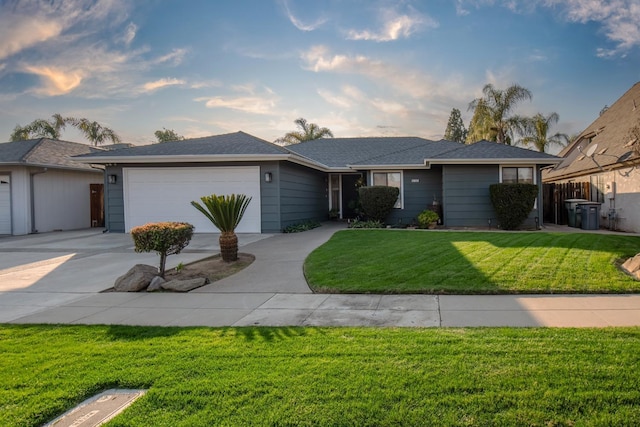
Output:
[[264, 172, 273, 183], [108, 175, 117, 184]]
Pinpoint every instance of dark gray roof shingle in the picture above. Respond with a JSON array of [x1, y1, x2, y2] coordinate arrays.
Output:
[[77, 131, 288, 158], [430, 140, 561, 161], [0, 138, 101, 170]]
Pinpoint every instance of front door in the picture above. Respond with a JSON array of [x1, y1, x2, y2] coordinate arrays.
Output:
[[90, 183, 104, 227], [341, 174, 361, 219]]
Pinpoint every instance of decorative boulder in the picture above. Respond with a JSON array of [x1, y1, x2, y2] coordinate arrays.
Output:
[[622, 254, 640, 280], [147, 276, 166, 292], [114, 264, 158, 292], [162, 278, 208, 292]]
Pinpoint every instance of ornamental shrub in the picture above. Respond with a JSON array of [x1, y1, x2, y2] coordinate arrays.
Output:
[[131, 221, 194, 277], [489, 184, 538, 230], [417, 209, 440, 228], [357, 186, 400, 223]]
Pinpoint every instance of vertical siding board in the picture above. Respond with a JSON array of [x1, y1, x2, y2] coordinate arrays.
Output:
[[279, 162, 327, 229], [443, 165, 498, 228]]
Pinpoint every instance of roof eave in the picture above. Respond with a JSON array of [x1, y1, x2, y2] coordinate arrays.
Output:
[[426, 158, 562, 165], [73, 154, 292, 164], [347, 164, 428, 170]]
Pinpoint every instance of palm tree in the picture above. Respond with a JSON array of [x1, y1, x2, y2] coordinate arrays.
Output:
[[9, 114, 121, 145], [191, 194, 252, 262], [275, 117, 333, 145], [467, 83, 532, 144], [68, 118, 121, 145], [517, 112, 567, 153], [10, 114, 68, 141]]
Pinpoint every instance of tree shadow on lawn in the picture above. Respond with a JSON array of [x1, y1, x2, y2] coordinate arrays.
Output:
[[305, 230, 640, 294]]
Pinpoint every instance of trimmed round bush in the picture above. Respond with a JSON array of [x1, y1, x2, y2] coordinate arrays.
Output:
[[357, 186, 400, 223], [131, 222, 194, 277]]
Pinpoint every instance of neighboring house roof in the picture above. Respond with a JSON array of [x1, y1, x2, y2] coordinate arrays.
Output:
[[0, 138, 103, 172], [75, 131, 561, 171], [544, 81, 640, 181]]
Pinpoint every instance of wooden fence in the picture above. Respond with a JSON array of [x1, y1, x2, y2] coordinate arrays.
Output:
[[542, 182, 592, 225]]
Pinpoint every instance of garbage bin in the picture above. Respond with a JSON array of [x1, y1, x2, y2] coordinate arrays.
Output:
[[564, 199, 588, 227], [578, 202, 602, 230]]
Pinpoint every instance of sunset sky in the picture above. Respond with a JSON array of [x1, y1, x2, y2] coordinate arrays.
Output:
[[1, 0, 639, 152]]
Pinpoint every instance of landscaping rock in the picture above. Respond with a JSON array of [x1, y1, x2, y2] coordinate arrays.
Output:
[[161, 277, 208, 292], [114, 264, 158, 292], [622, 253, 640, 280], [147, 276, 166, 292]]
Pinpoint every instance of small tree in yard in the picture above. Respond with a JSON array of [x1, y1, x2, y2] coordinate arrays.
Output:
[[489, 184, 538, 230], [191, 194, 252, 262], [131, 222, 194, 277], [358, 186, 400, 223]]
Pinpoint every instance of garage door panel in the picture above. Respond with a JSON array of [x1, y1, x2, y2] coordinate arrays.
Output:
[[124, 167, 261, 233]]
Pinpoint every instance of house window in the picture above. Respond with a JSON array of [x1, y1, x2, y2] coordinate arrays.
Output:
[[502, 167, 534, 184], [372, 171, 402, 208]]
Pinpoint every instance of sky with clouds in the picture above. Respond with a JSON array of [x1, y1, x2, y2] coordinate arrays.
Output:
[[0, 0, 639, 151]]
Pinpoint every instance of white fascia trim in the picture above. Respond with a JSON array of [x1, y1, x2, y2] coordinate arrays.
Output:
[[426, 158, 562, 165], [347, 164, 428, 170], [73, 154, 291, 164]]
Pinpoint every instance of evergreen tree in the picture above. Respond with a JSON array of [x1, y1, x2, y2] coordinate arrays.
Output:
[[443, 108, 467, 143]]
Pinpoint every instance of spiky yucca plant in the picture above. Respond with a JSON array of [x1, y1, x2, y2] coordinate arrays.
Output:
[[191, 194, 252, 262]]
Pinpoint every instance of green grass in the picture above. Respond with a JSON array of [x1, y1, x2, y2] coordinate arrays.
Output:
[[2, 325, 640, 426], [304, 230, 640, 294]]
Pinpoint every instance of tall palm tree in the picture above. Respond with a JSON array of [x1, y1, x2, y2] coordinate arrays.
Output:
[[467, 83, 532, 145], [9, 114, 121, 145], [68, 118, 121, 145], [517, 112, 567, 153], [275, 117, 333, 145], [191, 194, 252, 262], [10, 114, 68, 141]]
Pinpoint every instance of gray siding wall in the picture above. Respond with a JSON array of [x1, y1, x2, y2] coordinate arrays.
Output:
[[105, 165, 125, 232], [443, 164, 543, 229], [386, 167, 443, 226], [279, 162, 327, 230], [443, 165, 498, 228], [104, 162, 280, 233]]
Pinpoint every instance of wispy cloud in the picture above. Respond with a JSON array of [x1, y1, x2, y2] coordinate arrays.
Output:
[[458, 0, 640, 56], [549, 0, 640, 57], [281, 0, 327, 31], [195, 85, 280, 115], [142, 78, 185, 92], [301, 45, 469, 102], [22, 66, 83, 96], [119, 22, 137, 46], [346, 7, 438, 42]]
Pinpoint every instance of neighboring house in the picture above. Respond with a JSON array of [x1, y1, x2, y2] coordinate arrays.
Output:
[[0, 138, 105, 235], [76, 131, 560, 233], [543, 82, 640, 233]]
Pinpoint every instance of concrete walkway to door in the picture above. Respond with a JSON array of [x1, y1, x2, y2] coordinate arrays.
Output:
[[1, 223, 640, 327]]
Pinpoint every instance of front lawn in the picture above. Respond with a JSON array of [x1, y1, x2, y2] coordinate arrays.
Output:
[[304, 230, 640, 294], [2, 325, 640, 426]]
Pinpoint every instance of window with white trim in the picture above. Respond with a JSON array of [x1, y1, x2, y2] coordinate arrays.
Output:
[[501, 166, 534, 184], [372, 171, 402, 208]]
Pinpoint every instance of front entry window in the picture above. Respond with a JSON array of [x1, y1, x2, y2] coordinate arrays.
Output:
[[330, 174, 340, 214], [502, 167, 534, 184], [372, 171, 402, 208]]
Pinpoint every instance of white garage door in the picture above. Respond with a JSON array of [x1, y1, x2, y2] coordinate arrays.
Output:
[[0, 175, 11, 235], [123, 167, 261, 233]]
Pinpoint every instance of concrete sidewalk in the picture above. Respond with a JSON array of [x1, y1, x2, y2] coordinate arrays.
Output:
[[2, 224, 640, 327]]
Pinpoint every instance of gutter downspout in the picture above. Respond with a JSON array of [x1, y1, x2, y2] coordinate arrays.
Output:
[[30, 168, 48, 233]]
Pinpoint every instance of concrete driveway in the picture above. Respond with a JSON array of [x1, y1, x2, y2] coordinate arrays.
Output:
[[0, 229, 268, 322]]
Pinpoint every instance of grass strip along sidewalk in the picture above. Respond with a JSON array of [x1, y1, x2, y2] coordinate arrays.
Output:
[[2, 325, 640, 426], [305, 230, 640, 294]]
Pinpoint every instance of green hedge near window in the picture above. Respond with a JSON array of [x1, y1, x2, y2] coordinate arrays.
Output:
[[489, 183, 538, 230]]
